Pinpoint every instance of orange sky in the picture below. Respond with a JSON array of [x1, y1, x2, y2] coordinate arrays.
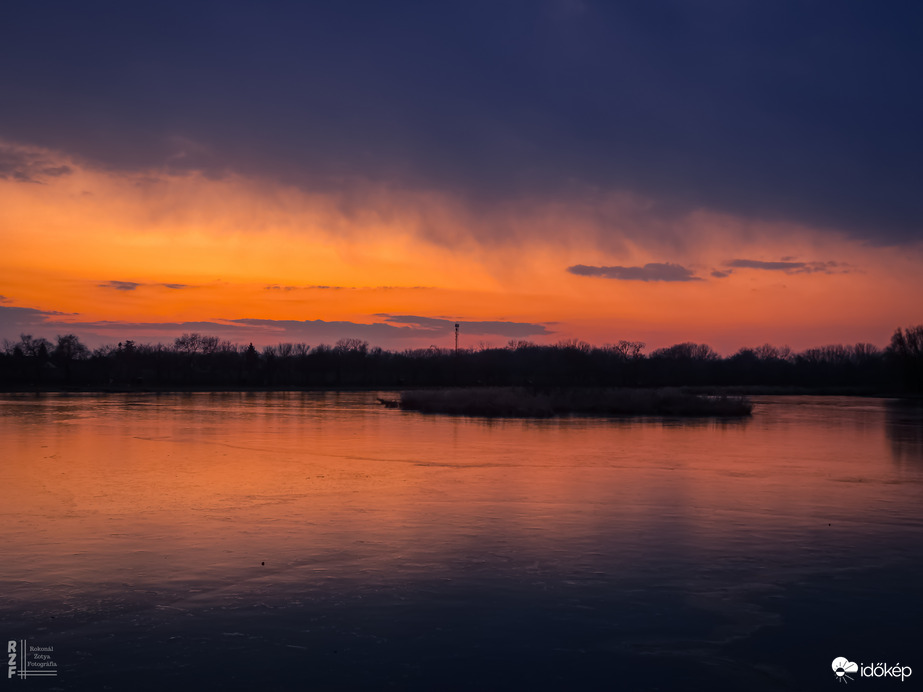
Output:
[[1, 141, 921, 353]]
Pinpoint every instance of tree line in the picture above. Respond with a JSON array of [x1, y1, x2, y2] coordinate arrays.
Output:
[[1, 325, 921, 392]]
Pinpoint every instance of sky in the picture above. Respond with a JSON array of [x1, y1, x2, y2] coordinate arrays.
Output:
[[1, 0, 921, 354]]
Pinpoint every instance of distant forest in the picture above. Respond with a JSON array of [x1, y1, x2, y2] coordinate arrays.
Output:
[[1, 325, 922, 393]]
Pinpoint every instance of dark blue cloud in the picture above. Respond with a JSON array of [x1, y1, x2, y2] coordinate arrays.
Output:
[[99, 281, 143, 291], [0, 305, 67, 339], [98, 281, 196, 291], [0, 144, 74, 183], [1, 311, 549, 349], [1, 1, 921, 243], [726, 259, 850, 274], [568, 263, 701, 282], [378, 314, 551, 337], [263, 285, 432, 291]]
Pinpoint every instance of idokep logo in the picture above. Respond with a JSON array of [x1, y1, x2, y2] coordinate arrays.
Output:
[[833, 658, 859, 683], [832, 657, 913, 683]]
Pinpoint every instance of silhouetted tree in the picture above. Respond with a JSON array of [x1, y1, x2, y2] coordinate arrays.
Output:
[[52, 334, 89, 384], [13, 334, 53, 359], [336, 338, 369, 355], [174, 333, 218, 354], [651, 342, 718, 360], [8, 334, 53, 383], [0, 327, 915, 392], [888, 325, 923, 391]]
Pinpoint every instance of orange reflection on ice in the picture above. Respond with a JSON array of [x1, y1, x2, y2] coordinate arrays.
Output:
[[1, 393, 919, 605]]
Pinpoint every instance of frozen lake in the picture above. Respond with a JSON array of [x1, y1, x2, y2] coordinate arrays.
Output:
[[1, 393, 921, 690]]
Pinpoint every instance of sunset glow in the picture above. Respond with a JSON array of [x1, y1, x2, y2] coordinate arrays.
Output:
[[1, 3, 920, 354], [2, 145, 919, 353]]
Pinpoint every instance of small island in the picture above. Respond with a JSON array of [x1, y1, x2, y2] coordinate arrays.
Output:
[[383, 387, 753, 418]]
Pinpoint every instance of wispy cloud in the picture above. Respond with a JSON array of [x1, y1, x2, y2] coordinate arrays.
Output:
[[98, 281, 142, 291], [726, 259, 852, 274], [264, 285, 432, 291], [98, 281, 195, 291], [41, 165, 72, 177], [0, 312, 553, 350], [0, 305, 69, 336], [567, 263, 702, 282], [378, 315, 551, 337], [0, 144, 74, 184], [265, 285, 345, 291]]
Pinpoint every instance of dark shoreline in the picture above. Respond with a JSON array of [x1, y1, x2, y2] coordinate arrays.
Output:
[[5, 328, 921, 398], [0, 384, 918, 399]]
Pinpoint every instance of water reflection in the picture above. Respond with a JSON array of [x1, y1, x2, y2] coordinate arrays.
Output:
[[0, 393, 921, 690], [885, 399, 923, 466], [1, 393, 919, 592]]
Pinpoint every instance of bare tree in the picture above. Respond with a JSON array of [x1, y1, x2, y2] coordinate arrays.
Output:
[[335, 338, 369, 355]]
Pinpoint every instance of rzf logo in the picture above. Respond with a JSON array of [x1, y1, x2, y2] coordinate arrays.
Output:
[[7, 641, 16, 679]]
